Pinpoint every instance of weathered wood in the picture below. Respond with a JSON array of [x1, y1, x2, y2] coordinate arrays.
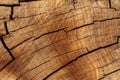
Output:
[[0, 0, 120, 80], [0, 7, 11, 22], [0, 0, 19, 5], [111, 0, 120, 10], [0, 39, 12, 71], [0, 22, 6, 36]]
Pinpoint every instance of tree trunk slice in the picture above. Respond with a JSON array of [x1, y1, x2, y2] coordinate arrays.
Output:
[[0, 0, 120, 80]]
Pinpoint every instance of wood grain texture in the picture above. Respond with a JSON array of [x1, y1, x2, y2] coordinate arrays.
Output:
[[0, 0, 19, 5], [0, 0, 120, 80]]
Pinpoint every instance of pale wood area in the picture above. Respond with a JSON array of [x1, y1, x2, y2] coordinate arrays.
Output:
[[0, 0, 19, 5], [0, 0, 120, 80], [0, 7, 11, 22]]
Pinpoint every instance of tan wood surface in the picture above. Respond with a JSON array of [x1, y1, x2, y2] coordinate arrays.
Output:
[[0, 0, 120, 80]]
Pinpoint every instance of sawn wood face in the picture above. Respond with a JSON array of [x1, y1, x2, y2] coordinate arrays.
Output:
[[0, 0, 120, 80]]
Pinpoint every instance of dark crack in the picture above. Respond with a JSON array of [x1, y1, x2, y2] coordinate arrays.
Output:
[[33, 16, 120, 41], [10, 6, 14, 20], [0, 4, 20, 6], [0, 36, 15, 71], [33, 28, 67, 40], [71, 0, 77, 9], [4, 22, 9, 34], [0, 37, 15, 60], [108, 0, 112, 8], [98, 68, 120, 80], [0, 59, 14, 71], [68, 17, 120, 32], [11, 37, 33, 50], [108, 0, 119, 11]]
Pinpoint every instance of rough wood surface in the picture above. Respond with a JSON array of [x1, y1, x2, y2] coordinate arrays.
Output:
[[0, 0, 120, 80], [0, 0, 19, 5]]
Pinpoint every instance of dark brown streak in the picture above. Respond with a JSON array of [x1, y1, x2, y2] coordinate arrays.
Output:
[[108, 0, 118, 11], [0, 4, 20, 6], [4, 22, 9, 34], [71, 0, 77, 9], [10, 6, 14, 20], [108, 0, 112, 8], [33, 28, 66, 40]]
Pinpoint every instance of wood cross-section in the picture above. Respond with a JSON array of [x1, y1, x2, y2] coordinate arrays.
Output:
[[0, 0, 120, 80]]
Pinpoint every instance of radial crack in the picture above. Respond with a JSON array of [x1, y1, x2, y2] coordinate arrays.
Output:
[[71, 0, 77, 9], [4, 22, 9, 34], [10, 6, 14, 20], [0, 37, 15, 60]]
